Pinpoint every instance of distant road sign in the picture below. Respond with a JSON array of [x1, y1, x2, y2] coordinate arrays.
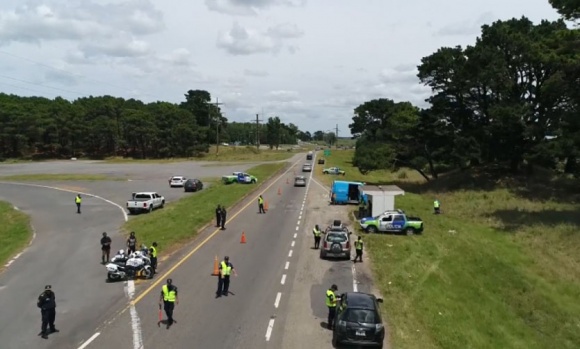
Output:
[[324, 150, 331, 156]]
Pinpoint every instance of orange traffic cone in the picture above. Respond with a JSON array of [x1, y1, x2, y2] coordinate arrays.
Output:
[[278, 187, 281, 195], [211, 255, 219, 276], [264, 201, 269, 211], [240, 231, 247, 244]]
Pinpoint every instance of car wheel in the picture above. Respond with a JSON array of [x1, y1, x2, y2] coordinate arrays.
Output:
[[367, 226, 378, 234], [148, 206, 153, 213], [405, 227, 415, 236]]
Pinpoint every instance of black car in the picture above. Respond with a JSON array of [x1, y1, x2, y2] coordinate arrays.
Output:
[[318, 158, 325, 164], [184, 178, 203, 192], [332, 292, 385, 348]]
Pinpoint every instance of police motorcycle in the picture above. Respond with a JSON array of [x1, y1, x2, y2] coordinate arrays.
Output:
[[106, 247, 153, 281]]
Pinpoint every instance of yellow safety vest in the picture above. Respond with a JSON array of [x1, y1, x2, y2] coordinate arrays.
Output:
[[220, 261, 231, 277], [162, 285, 176, 302], [150, 246, 157, 258], [355, 240, 363, 250], [434, 200, 440, 208], [75, 196, 81, 204], [326, 289, 337, 307], [258, 197, 264, 204], [313, 228, 321, 237]]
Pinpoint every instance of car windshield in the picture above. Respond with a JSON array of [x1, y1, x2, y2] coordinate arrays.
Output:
[[343, 309, 378, 324], [327, 233, 347, 242]]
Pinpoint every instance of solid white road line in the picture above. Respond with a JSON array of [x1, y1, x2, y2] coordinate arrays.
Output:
[[77, 332, 101, 349], [281, 274, 286, 285], [265, 319, 275, 341], [285, 261, 290, 270], [274, 292, 282, 308], [352, 264, 358, 292], [288, 250, 293, 257]]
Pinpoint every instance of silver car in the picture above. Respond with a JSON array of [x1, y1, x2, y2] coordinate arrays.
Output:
[[302, 163, 312, 172], [294, 176, 307, 187], [320, 221, 352, 260]]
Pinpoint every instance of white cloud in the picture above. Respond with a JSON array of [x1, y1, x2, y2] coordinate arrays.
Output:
[[205, 0, 307, 16], [435, 11, 496, 37], [244, 69, 269, 77], [217, 21, 303, 55], [267, 90, 299, 101]]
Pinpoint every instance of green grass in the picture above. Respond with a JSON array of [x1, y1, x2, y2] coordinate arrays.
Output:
[[0, 174, 127, 181], [122, 162, 286, 254], [0, 201, 32, 267], [315, 149, 580, 349]]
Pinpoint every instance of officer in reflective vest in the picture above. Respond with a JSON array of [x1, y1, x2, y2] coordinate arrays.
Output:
[[258, 195, 266, 214], [313, 224, 322, 249], [159, 278, 178, 328], [434, 199, 441, 214], [75, 194, 82, 214], [326, 284, 340, 329], [149, 242, 158, 274], [354, 236, 363, 263], [216, 256, 237, 297]]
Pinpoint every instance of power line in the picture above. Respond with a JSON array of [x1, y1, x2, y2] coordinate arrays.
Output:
[[0, 81, 58, 97], [0, 74, 87, 96]]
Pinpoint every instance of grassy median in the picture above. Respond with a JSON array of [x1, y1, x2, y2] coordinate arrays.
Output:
[[0, 201, 32, 267], [122, 162, 286, 253], [0, 174, 127, 181], [315, 150, 580, 349]]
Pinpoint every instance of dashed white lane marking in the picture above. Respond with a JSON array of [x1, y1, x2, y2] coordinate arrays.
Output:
[[291, 241, 295, 247], [299, 215, 302, 220], [274, 292, 282, 308], [293, 233, 297, 238], [297, 220, 300, 225], [281, 274, 286, 285], [352, 264, 358, 292], [295, 226, 299, 231], [265, 318, 275, 341], [288, 250, 293, 257], [77, 332, 101, 349], [285, 261, 290, 269]]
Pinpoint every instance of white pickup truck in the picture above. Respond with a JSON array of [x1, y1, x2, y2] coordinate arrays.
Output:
[[126, 192, 165, 214]]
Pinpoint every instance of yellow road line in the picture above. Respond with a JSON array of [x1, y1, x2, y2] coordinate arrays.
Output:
[[130, 158, 301, 305]]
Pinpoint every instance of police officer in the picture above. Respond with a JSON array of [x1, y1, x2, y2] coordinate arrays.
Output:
[[159, 278, 178, 329], [127, 231, 137, 254], [434, 199, 441, 214], [326, 284, 340, 329], [313, 224, 322, 249], [37, 285, 58, 339], [149, 242, 158, 274], [216, 256, 237, 297], [75, 194, 82, 214], [215, 204, 222, 227], [258, 195, 266, 214], [354, 236, 363, 263], [220, 206, 227, 230], [100, 232, 112, 264]]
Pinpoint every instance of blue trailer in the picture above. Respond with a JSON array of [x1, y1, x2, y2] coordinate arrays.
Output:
[[330, 180, 366, 205]]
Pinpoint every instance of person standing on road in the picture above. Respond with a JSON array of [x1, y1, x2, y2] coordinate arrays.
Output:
[[258, 195, 266, 214], [215, 204, 222, 227], [100, 232, 112, 264], [75, 194, 82, 214], [159, 278, 178, 329], [354, 236, 363, 263], [313, 225, 322, 249], [37, 285, 58, 339], [326, 284, 340, 330], [216, 256, 237, 297], [220, 206, 227, 230], [149, 242, 158, 274], [127, 232, 137, 254]]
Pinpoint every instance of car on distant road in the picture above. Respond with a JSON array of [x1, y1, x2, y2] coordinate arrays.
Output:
[[126, 192, 165, 214], [302, 163, 312, 172], [294, 176, 307, 187], [320, 220, 352, 260], [184, 178, 203, 192], [168, 176, 187, 187], [323, 167, 346, 175], [332, 292, 385, 348]]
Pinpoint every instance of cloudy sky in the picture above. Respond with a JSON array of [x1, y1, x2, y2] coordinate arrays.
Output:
[[0, 0, 561, 136]]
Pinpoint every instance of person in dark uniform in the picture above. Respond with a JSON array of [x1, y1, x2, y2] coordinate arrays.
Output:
[[326, 284, 340, 330], [37, 285, 58, 339], [75, 194, 82, 214], [215, 204, 222, 227], [100, 232, 112, 264], [258, 195, 266, 214], [220, 206, 227, 230], [127, 231, 137, 254], [149, 242, 158, 274], [216, 256, 237, 297], [159, 279, 178, 329]]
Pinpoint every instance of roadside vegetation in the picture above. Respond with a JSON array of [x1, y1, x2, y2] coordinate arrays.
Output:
[[0, 201, 32, 268], [122, 162, 285, 254], [315, 149, 580, 349], [0, 174, 127, 181]]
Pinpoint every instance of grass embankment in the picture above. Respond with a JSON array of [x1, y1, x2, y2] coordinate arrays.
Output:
[[103, 145, 299, 163], [0, 174, 127, 181], [122, 162, 285, 254], [314, 150, 580, 349], [0, 201, 32, 267]]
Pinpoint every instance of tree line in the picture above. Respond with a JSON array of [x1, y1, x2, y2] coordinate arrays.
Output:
[[350, 1, 580, 180], [0, 89, 308, 160]]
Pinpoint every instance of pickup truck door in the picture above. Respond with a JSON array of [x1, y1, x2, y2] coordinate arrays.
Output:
[[379, 215, 393, 231], [391, 214, 406, 231]]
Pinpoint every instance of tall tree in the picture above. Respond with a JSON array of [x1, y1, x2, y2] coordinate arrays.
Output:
[[549, 0, 580, 22]]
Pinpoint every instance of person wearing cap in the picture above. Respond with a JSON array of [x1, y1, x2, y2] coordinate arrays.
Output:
[[216, 256, 237, 297], [149, 242, 158, 274], [100, 232, 112, 264], [159, 279, 178, 329], [326, 284, 340, 330], [37, 285, 58, 339]]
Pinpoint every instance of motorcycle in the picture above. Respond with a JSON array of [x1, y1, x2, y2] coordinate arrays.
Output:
[[106, 251, 153, 282]]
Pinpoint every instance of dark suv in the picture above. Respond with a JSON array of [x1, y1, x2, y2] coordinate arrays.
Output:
[[184, 178, 203, 192], [332, 292, 385, 348]]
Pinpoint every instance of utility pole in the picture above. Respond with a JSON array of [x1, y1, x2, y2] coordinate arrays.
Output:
[[255, 113, 263, 151], [214, 97, 224, 155], [335, 124, 339, 147]]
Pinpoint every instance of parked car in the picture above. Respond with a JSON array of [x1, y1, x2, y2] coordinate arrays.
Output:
[[318, 158, 325, 164], [126, 192, 165, 214], [184, 178, 203, 192], [168, 176, 187, 187], [332, 292, 385, 348], [302, 163, 312, 172], [222, 172, 258, 184], [294, 176, 307, 187], [320, 220, 352, 260], [323, 167, 346, 175], [359, 211, 424, 235]]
